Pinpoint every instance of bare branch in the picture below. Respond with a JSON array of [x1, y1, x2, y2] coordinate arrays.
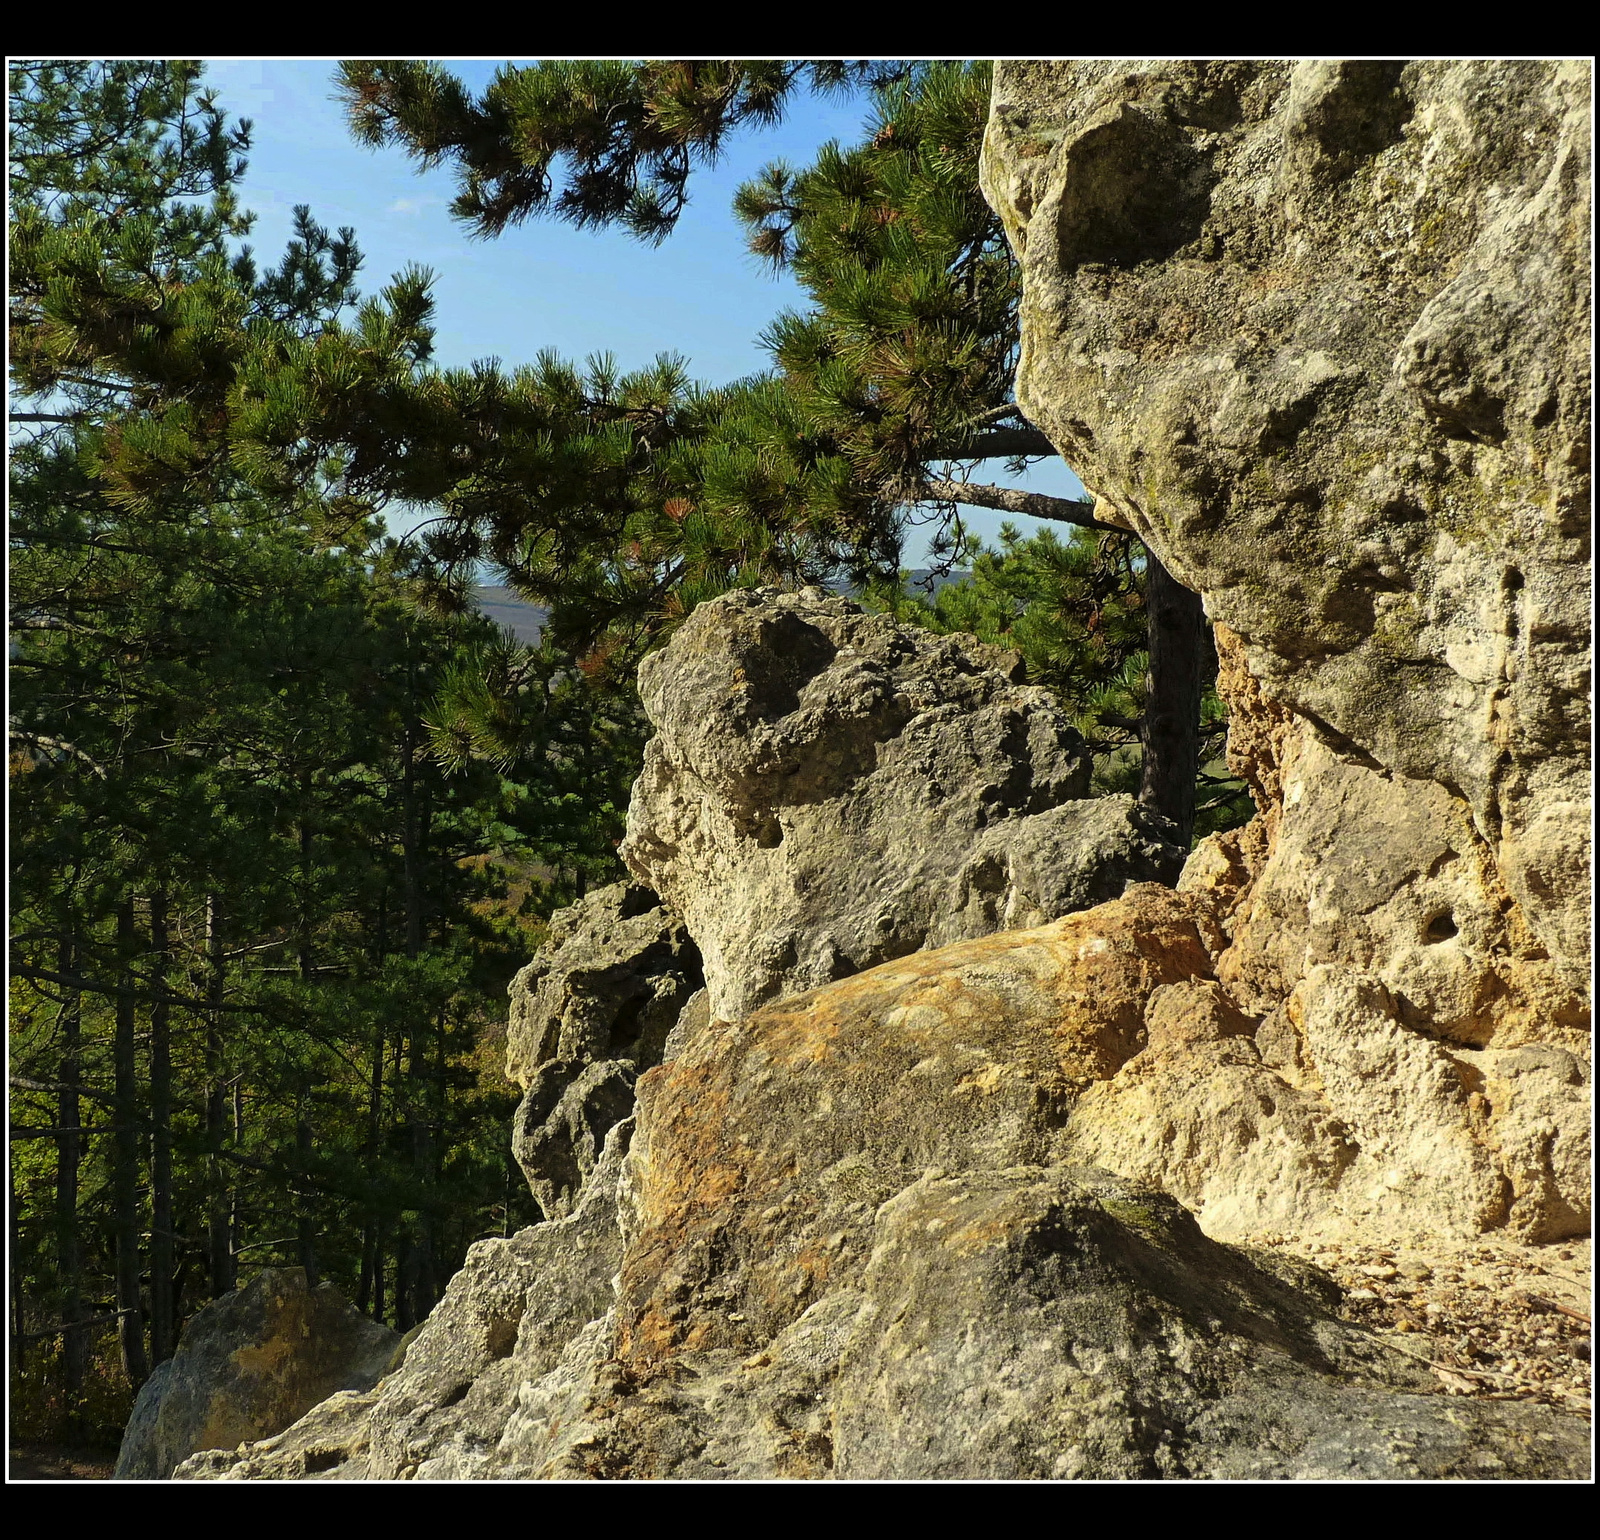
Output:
[[928, 425, 1060, 460], [919, 479, 1120, 532]]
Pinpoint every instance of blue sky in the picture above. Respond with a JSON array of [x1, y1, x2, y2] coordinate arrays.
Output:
[[201, 59, 1084, 564]]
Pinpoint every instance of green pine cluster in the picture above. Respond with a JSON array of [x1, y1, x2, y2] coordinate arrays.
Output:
[[8, 61, 639, 1442]]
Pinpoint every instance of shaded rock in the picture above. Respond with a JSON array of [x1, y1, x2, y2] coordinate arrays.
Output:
[[982, 60, 1591, 992], [172, 1391, 379, 1483], [506, 882, 701, 1218], [178, 1119, 635, 1482], [116, 1267, 396, 1480], [620, 585, 1184, 1021]]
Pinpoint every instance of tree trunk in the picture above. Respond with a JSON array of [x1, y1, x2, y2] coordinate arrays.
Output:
[[1139, 553, 1207, 852], [204, 895, 234, 1297], [406, 1021, 435, 1322], [113, 900, 150, 1388], [148, 888, 175, 1364], [55, 930, 88, 1396], [295, 1105, 319, 1287], [401, 722, 423, 961], [372, 1220, 388, 1326], [230, 1082, 244, 1283], [358, 1013, 385, 1317]]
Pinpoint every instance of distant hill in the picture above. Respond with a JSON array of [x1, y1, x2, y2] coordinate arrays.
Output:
[[469, 573, 973, 649], [471, 586, 548, 645]]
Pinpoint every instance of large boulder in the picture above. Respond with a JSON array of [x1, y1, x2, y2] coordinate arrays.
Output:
[[982, 60, 1591, 994], [115, 1268, 397, 1480], [620, 585, 1184, 1021]]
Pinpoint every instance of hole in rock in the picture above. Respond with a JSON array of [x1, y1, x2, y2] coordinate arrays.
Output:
[[302, 1447, 348, 1473], [1426, 912, 1459, 943], [486, 1311, 523, 1360], [439, 1380, 472, 1408]]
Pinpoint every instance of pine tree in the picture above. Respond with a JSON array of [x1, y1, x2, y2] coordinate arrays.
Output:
[[337, 59, 1229, 848]]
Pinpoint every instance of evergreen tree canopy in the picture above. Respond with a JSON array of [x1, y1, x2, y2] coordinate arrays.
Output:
[[335, 59, 912, 242], [337, 60, 1224, 847], [7, 60, 641, 1435]]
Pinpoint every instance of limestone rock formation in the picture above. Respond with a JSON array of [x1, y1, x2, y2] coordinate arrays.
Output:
[[978, 61, 1591, 1246], [506, 882, 702, 1219], [116, 1267, 397, 1480], [1058, 631, 1590, 1245], [176, 61, 1592, 1481], [620, 585, 1184, 1021], [184, 891, 1588, 1480], [982, 60, 1591, 991]]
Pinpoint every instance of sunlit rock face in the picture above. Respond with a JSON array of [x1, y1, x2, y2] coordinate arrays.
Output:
[[982, 60, 1591, 994], [173, 63, 1594, 1482], [620, 585, 1183, 1022]]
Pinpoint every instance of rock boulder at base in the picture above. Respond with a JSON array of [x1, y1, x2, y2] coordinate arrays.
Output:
[[186, 899, 1589, 1479], [115, 1267, 398, 1479], [620, 585, 1185, 1021]]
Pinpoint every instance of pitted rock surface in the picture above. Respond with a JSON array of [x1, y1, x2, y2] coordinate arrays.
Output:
[[619, 586, 1184, 1021], [979, 62, 1590, 1248], [1061, 627, 1590, 1245], [505, 882, 701, 1219], [982, 59, 1591, 989]]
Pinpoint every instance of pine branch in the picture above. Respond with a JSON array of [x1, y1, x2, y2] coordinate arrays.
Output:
[[928, 425, 1060, 459]]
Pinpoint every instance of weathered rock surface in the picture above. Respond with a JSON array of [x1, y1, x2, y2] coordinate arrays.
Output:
[[977, 61, 1591, 1247], [176, 1122, 634, 1482], [185, 894, 1588, 1480], [180, 64, 1593, 1479], [117, 1267, 397, 1480], [620, 586, 1184, 1021], [1060, 630, 1590, 1245], [506, 882, 701, 1219], [982, 59, 1591, 990]]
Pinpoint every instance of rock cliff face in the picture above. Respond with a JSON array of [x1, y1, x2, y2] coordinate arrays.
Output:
[[179, 60, 1590, 1482], [980, 59, 1591, 995], [620, 586, 1184, 1021], [978, 59, 1590, 1250]]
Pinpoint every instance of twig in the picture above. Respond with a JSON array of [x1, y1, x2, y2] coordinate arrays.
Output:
[[1374, 1333, 1525, 1386], [1521, 1292, 1591, 1325]]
